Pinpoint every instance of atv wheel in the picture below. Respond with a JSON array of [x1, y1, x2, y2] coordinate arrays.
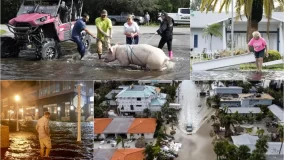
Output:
[[1, 37, 20, 58], [40, 39, 60, 60]]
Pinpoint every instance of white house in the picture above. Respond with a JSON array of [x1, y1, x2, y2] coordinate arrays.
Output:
[[232, 134, 284, 160], [115, 85, 167, 116], [220, 96, 241, 107], [212, 82, 243, 95], [239, 93, 274, 107], [190, 11, 284, 55], [227, 107, 261, 115]]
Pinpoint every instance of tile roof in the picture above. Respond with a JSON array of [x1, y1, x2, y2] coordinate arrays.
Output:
[[111, 148, 145, 160], [94, 118, 113, 134], [128, 118, 156, 133]]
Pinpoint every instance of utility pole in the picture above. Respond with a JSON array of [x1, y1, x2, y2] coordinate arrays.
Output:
[[77, 85, 81, 142], [231, 0, 234, 56]]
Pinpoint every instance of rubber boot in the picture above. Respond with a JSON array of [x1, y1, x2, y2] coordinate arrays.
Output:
[[98, 53, 102, 59], [169, 51, 173, 59]]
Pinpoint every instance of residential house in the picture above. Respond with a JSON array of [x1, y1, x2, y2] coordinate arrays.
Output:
[[220, 95, 241, 107], [94, 148, 145, 160], [190, 11, 284, 55], [127, 118, 156, 139], [94, 118, 157, 139], [227, 107, 261, 115], [212, 82, 243, 95], [239, 93, 274, 107], [115, 85, 167, 116], [94, 118, 113, 139], [268, 104, 284, 124], [231, 134, 283, 160]]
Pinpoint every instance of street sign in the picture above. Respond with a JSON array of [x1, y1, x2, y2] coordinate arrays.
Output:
[[72, 95, 85, 109]]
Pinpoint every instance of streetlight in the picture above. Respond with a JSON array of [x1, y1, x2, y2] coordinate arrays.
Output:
[[231, 0, 234, 56], [76, 83, 83, 142], [15, 95, 20, 132], [19, 108, 24, 120], [57, 107, 61, 120]]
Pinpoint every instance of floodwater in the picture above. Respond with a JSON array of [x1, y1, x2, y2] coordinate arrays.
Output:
[[191, 70, 284, 80], [178, 80, 214, 133], [0, 34, 190, 80], [0, 120, 93, 160]]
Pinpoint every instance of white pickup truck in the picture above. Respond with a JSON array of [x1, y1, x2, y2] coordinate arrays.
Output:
[[166, 8, 190, 25]]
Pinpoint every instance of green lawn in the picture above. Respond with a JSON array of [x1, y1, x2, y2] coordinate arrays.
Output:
[[0, 29, 7, 35], [240, 63, 284, 71]]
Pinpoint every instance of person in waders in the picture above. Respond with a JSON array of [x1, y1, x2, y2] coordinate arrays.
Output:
[[72, 13, 96, 60], [247, 31, 269, 72], [156, 12, 174, 59]]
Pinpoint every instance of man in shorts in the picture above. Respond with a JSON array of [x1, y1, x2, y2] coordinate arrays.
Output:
[[95, 9, 112, 59], [36, 111, 51, 157]]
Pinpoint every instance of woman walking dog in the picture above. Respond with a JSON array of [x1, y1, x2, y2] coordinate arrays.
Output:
[[247, 31, 269, 72]]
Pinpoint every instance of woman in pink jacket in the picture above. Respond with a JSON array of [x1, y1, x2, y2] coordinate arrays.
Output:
[[247, 31, 269, 72]]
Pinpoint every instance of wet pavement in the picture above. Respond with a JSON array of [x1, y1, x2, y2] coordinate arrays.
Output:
[[1, 26, 190, 80], [177, 81, 214, 133], [1, 120, 93, 160], [191, 71, 284, 80], [174, 81, 216, 160]]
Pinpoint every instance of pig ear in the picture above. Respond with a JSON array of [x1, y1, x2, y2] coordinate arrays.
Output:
[[109, 47, 113, 54]]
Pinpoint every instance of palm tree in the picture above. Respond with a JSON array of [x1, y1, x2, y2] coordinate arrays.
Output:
[[277, 125, 284, 154], [255, 135, 269, 153], [143, 108, 151, 118], [226, 144, 238, 160], [209, 115, 218, 123], [200, 0, 284, 42], [256, 128, 265, 138], [143, 144, 161, 160], [202, 23, 222, 51], [219, 114, 236, 137], [214, 141, 227, 160], [249, 149, 266, 160], [116, 136, 125, 149], [237, 145, 251, 160]]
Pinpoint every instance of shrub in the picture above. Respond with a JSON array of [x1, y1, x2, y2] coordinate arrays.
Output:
[[170, 130, 176, 135], [264, 50, 281, 62]]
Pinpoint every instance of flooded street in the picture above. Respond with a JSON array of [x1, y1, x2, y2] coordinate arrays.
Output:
[[177, 80, 214, 133], [174, 80, 216, 160], [1, 120, 93, 160], [191, 71, 284, 80], [1, 26, 190, 80]]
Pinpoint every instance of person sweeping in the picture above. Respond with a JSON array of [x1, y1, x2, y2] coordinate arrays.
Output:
[[247, 31, 269, 72]]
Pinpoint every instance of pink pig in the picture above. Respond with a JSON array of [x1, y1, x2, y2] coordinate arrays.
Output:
[[104, 44, 173, 71]]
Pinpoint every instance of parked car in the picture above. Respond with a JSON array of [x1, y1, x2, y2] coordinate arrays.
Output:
[[108, 12, 145, 25], [158, 8, 190, 25]]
